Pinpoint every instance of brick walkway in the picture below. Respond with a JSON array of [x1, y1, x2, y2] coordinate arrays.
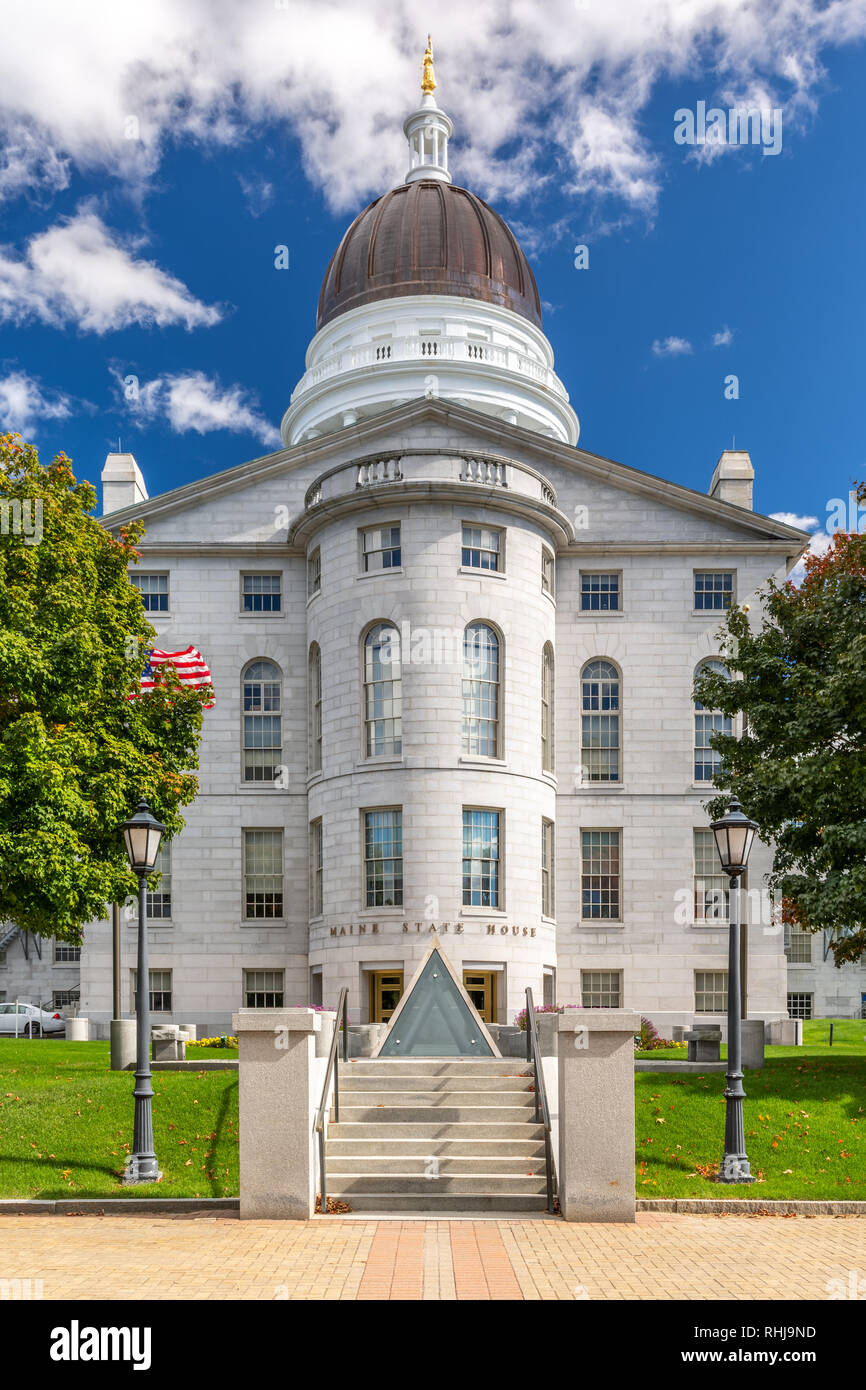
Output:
[[1, 1213, 863, 1300]]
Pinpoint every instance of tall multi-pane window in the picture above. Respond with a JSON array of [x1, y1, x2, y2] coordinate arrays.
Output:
[[244, 970, 284, 1008], [580, 572, 620, 612], [132, 573, 169, 612], [462, 810, 501, 908], [364, 810, 403, 908], [694, 660, 732, 783], [462, 623, 500, 757], [54, 942, 82, 962], [580, 830, 621, 920], [542, 818, 555, 918], [309, 819, 323, 917], [364, 623, 402, 756], [541, 643, 555, 772], [541, 548, 555, 597], [695, 970, 728, 1013], [581, 660, 620, 782], [785, 926, 813, 964], [243, 829, 284, 919], [243, 660, 282, 782], [362, 524, 401, 572], [581, 970, 622, 1008], [307, 547, 321, 597], [133, 969, 172, 1013], [308, 644, 322, 773], [693, 829, 728, 922], [146, 842, 172, 920], [787, 992, 813, 1020], [694, 571, 734, 611], [242, 573, 281, 612], [462, 524, 501, 571]]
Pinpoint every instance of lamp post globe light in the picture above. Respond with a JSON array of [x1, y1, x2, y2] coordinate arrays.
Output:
[[710, 795, 760, 1184], [119, 799, 165, 1185]]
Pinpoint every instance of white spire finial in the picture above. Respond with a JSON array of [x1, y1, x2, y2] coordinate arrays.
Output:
[[403, 37, 453, 185]]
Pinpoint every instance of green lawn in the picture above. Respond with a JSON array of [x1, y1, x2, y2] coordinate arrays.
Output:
[[0, 1040, 238, 1198], [637, 1017, 866, 1061]]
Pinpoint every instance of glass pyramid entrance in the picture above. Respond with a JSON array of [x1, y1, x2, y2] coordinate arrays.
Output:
[[377, 946, 497, 1057]]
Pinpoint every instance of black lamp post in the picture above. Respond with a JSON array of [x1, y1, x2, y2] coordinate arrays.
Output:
[[119, 799, 165, 1185], [710, 795, 759, 1184]]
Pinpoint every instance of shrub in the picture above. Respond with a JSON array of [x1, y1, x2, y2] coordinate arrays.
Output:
[[515, 1003, 582, 1032], [187, 1035, 238, 1050]]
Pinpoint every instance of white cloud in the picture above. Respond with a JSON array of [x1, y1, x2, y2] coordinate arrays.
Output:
[[652, 336, 693, 357], [122, 370, 280, 447], [712, 326, 734, 347], [0, 209, 221, 333], [0, 370, 73, 437], [0, 0, 863, 216], [770, 511, 831, 585], [769, 511, 819, 531], [237, 175, 275, 219]]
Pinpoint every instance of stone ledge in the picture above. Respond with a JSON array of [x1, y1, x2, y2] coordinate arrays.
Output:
[[0, 1198, 240, 1216], [638, 1199, 866, 1216], [558, 1010, 641, 1034], [635, 1060, 726, 1073], [232, 1008, 322, 1034], [152, 1059, 238, 1071]]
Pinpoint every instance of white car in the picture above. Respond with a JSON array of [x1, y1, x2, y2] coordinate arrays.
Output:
[[0, 1002, 66, 1037]]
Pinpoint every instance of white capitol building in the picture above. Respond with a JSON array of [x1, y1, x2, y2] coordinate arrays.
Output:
[[64, 54, 826, 1036]]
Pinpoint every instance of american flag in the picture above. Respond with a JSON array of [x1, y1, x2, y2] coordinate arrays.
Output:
[[130, 646, 215, 708]]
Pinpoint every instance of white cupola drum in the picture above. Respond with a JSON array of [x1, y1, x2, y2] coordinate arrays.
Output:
[[404, 36, 453, 184]]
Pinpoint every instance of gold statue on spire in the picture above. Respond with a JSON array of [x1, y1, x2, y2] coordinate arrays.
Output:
[[421, 35, 436, 95]]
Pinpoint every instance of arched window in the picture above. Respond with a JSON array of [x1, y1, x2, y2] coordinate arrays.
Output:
[[364, 623, 402, 757], [243, 660, 282, 783], [694, 659, 732, 782], [463, 623, 500, 757], [308, 643, 322, 773], [581, 659, 620, 782], [542, 643, 555, 773]]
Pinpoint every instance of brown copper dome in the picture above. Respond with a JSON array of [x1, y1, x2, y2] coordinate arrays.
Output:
[[316, 180, 542, 331]]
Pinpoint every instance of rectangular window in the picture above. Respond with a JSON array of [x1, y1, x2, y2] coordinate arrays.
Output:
[[462, 809, 501, 908], [364, 810, 403, 908], [244, 664, 282, 783], [132, 969, 172, 1014], [52, 990, 77, 1010], [581, 970, 622, 1009], [693, 829, 728, 921], [694, 571, 734, 611], [242, 573, 281, 613], [541, 548, 555, 597], [580, 830, 621, 920], [244, 969, 284, 1008], [462, 524, 501, 571], [581, 663, 620, 782], [362, 524, 401, 572], [307, 548, 321, 597], [787, 992, 813, 1020], [132, 572, 169, 612], [580, 572, 620, 612], [145, 842, 172, 920], [243, 829, 284, 919], [542, 818, 555, 918], [785, 927, 813, 964], [695, 970, 728, 1013], [310, 819, 323, 918], [694, 708, 732, 782], [53, 942, 82, 963]]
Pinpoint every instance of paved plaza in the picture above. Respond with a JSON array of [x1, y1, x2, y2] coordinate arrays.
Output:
[[1, 1212, 864, 1300]]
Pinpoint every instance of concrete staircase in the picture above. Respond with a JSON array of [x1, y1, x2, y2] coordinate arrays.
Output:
[[325, 1057, 551, 1212]]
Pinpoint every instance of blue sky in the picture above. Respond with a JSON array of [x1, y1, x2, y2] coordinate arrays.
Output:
[[1, 0, 865, 552]]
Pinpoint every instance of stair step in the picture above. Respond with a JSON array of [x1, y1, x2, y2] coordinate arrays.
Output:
[[341, 1074, 533, 1093], [326, 1193, 550, 1212], [336, 1091, 536, 1108], [328, 1122, 545, 1140], [337, 1106, 536, 1123], [328, 1157, 546, 1175], [344, 1060, 529, 1076], [326, 1139, 546, 1157], [329, 1174, 548, 1194]]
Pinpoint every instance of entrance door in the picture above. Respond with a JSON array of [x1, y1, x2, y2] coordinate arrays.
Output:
[[463, 971, 497, 1023], [369, 971, 404, 1023]]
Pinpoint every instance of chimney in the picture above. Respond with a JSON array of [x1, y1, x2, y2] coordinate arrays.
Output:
[[101, 452, 148, 514], [709, 449, 753, 510]]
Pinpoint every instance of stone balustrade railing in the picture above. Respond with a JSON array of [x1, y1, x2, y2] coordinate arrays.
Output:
[[304, 452, 558, 513]]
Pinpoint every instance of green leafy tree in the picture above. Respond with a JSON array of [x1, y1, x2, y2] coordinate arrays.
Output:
[[695, 484, 866, 964], [0, 434, 211, 941]]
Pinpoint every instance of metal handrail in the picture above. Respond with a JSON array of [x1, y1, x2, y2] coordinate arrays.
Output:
[[524, 988, 556, 1214], [314, 989, 348, 1212]]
